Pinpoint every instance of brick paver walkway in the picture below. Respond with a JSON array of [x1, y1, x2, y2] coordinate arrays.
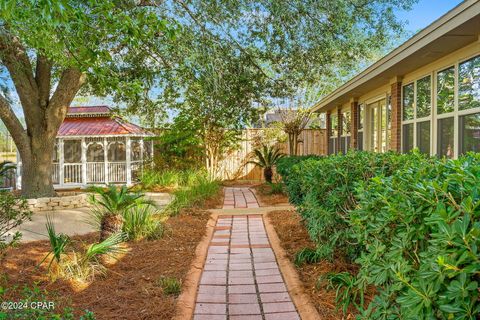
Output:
[[223, 187, 259, 209], [193, 215, 300, 320]]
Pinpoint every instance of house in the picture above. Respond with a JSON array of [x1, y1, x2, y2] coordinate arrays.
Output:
[[312, 0, 480, 158], [17, 106, 154, 189]]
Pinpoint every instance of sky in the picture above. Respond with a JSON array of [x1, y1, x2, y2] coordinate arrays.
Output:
[[397, 0, 463, 33]]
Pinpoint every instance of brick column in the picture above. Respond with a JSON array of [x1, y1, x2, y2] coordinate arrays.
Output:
[[337, 108, 343, 153], [390, 77, 402, 152], [350, 99, 359, 149], [326, 111, 332, 154]]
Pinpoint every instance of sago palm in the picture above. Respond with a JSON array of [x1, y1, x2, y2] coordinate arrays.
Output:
[[249, 145, 285, 183], [88, 185, 154, 241]]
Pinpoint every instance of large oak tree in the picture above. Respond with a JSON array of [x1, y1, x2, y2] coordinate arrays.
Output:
[[0, 0, 416, 198]]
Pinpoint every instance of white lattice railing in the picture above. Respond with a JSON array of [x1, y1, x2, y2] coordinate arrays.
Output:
[[64, 163, 82, 184], [108, 162, 126, 183], [87, 162, 105, 183]]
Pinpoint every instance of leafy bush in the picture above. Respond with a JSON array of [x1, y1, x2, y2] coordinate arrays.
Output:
[[279, 151, 480, 318], [122, 204, 163, 241], [277, 151, 424, 261], [349, 153, 480, 319], [0, 191, 32, 255]]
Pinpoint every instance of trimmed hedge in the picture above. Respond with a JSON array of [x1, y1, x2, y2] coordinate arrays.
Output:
[[277, 151, 480, 319], [277, 151, 425, 260]]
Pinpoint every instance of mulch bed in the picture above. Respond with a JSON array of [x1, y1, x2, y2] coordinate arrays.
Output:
[[1, 208, 212, 320], [267, 210, 360, 319], [251, 184, 290, 206]]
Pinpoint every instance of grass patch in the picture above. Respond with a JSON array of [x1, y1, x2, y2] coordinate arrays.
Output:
[[165, 176, 219, 216], [157, 276, 181, 296]]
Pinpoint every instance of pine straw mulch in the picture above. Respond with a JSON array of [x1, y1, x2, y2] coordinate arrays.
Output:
[[1, 208, 212, 320], [267, 209, 361, 320], [251, 183, 290, 206]]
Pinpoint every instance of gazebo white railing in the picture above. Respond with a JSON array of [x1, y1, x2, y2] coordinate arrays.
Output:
[[17, 136, 153, 189]]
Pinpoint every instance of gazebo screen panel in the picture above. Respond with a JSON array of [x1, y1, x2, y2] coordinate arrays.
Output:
[[87, 143, 104, 162], [64, 140, 81, 163], [143, 140, 152, 160], [108, 141, 126, 161], [131, 139, 142, 161]]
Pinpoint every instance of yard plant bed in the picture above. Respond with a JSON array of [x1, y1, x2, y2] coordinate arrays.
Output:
[[1, 209, 211, 320], [251, 183, 290, 206], [267, 209, 361, 319]]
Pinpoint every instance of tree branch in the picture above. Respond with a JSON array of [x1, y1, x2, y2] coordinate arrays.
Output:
[[0, 94, 28, 152], [35, 53, 52, 108], [47, 67, 85, 132], [0, 29, 39, 111]]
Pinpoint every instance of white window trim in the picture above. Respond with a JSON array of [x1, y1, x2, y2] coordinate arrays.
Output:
[[401, 52, 480, 158]]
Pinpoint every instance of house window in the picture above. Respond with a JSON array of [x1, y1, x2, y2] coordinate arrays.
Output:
[[458, 55, 480, 111], [416, 75, 431, 118], [329, 113, 338, 154], [416, 121, 430, 155], [438, 117, 454, 158], [402, 83, 414, 120], [437, 66, 455, 114], [340, 110, 351, 154], [402, 74, 433, 154], [358, 104, 364, 151], [402, 123, 414, 153], [460, 112, 480, 154]]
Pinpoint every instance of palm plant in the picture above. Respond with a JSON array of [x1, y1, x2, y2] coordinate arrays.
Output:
[[249, 145, 285, 183], [41, 215, 70, 269], [88, 185, 155, 241]]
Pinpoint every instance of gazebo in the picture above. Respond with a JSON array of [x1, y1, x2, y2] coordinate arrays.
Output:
[[17, 106, 154, 189]]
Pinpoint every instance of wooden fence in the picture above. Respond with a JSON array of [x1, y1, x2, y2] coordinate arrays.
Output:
[[217, 129, 326, 181]]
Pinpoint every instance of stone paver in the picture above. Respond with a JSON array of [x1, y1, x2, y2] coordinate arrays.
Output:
[[193, 214, 300, 319], [223, 187, 259, 209]]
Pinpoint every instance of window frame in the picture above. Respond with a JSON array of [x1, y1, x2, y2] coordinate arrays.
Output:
[[432, 53, 480, 158], [401, 74, 433, 155]]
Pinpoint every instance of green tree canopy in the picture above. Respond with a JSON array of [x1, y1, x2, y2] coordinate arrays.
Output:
[[0, 0, 416, 196]]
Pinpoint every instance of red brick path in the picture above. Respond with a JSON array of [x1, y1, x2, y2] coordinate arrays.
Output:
[[223, 187, 260, 209], [193, 215, 300, 320]]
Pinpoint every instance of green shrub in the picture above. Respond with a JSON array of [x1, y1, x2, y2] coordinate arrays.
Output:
[[349, 153, 480, 319], [278, 151, 425, 261], [139, 169, 208, 191], [0, 192, 32, 255], [266, 182, 285, 195], [122, 205, 163, 241], [165, 175, 219, 216]]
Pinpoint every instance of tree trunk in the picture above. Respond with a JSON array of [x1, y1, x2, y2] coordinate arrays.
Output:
[[100, 214, 124, 242], [20, 135, 56, 198], [264, 167, 273, 183]]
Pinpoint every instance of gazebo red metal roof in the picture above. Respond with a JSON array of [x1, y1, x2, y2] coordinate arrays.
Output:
[[58, 106, 150, 136]]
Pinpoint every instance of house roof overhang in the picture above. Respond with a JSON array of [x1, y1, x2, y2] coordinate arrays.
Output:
[[312, 0, 480, 113]]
